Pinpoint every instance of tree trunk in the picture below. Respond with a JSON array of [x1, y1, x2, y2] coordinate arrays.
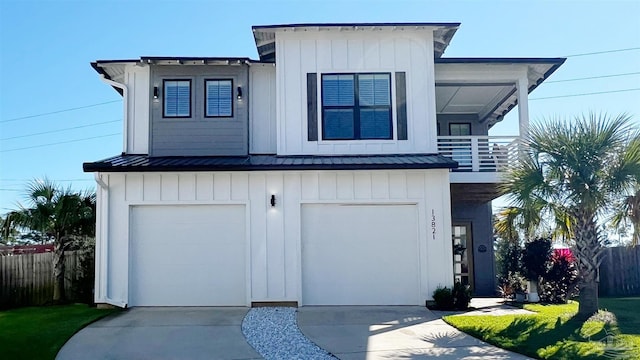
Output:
[[572, 209, 603, 319], [578, 280, 599, 319], [52, 239, 66, 302]]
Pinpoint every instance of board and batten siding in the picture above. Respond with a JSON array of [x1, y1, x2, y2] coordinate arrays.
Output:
[[94, 169, 453, 306], [249, 64, 277, 153], [275, 30, 438, 155], [122, 64, 151, 154], [149, 65, 249, 156]]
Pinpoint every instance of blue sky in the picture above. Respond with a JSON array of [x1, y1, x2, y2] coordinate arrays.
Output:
[[1, 0, 639, 213]]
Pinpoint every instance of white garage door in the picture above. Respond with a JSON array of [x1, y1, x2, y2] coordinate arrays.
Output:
[[302, 204, 420, 305], [129, 205, 246, 306]]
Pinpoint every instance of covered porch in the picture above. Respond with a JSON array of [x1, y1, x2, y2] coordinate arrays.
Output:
[[434, 57, 564, 202]]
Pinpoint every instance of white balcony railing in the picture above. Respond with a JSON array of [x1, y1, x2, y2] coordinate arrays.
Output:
[[437, 136, 520, 172]]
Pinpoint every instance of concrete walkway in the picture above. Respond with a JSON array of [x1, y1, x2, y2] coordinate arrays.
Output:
[[56, 307, 261, 360], [298, 302, 533, 359]]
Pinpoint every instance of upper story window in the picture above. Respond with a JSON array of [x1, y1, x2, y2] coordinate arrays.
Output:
[[163, 80, 191, 118], [205, 79, 233, 117], [449, 123, 471, 136], [321, 73, 392, 140]]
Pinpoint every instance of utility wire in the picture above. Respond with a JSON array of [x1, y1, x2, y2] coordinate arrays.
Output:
[[0, 119, 121, 141], [0, 133, 120, 153], [545, 72, 640, 83], [531, 88, 640, 100], [0, 100, 122, 124], [0, 48, 637, 125], [564, 47, 640, 58]]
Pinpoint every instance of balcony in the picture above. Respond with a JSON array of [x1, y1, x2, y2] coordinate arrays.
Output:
[[437, 136, 520, 198]]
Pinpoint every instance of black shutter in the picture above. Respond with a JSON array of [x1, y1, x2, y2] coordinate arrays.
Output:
[[395, 72, 407, 140], [307, 73, 318, 141]]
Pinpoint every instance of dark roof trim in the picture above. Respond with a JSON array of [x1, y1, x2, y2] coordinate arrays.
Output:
[[83, 154, 458, 173], [93, 57, 261, 65], [435, 57, 566, 64], [252, 22, 461, 30], [90, 62, 123, 96]]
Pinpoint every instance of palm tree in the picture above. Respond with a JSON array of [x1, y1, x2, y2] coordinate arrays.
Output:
[[611, 185, 640, 246], [502, 113, 640, 318], [1, 179, 95, 302]]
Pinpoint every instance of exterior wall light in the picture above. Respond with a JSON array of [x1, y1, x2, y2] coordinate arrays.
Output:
[[270, 194, 276, 207], [237, 86, 243, 100], [153, 86, 159, 102]]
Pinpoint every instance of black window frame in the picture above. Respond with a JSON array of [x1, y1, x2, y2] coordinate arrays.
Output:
[[204, 78, 234, 118], [321, 72, 393, 141], [449, 122, 471, 136], [163, 79, 192, 118]]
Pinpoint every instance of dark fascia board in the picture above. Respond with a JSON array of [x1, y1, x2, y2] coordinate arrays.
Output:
[[140, 56, 257, 63], [90, 62, 124, 96], [252, 22, 461, 30], [436, 57, 566, 64]]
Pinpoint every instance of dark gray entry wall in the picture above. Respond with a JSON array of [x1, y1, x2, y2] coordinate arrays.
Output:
[[150, 65, 249, 156], [452, 201, 496, 296]]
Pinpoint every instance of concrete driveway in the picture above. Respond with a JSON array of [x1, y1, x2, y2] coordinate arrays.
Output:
[[298, 306, 532, 360], [56, 307, 261, 360], [58, 303, 531, 360]]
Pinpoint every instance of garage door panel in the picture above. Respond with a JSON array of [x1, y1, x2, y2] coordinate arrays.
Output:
[[130, 205, 246, 306], [302, 204, 420, 305]]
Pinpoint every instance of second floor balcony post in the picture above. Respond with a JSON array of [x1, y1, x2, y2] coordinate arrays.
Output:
[[516, 75, 530, 142]]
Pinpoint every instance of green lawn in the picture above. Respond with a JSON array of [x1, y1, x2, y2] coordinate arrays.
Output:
[[0, 304, 120, 360], [445, 298, 640, 360]]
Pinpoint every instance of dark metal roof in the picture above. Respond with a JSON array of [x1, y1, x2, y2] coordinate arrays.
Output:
[[83, 154, 458, 172], [435, 57, 566, 65]]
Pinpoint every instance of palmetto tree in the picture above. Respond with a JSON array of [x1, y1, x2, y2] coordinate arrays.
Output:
[[502, 113, 640, 318], [1, 179, 95, 302]]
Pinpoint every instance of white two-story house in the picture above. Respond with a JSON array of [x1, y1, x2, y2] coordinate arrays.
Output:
[[84, 22, 564, 307]]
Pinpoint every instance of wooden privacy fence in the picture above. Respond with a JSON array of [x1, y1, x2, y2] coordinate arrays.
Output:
[[0, 251, 93, 308], [599, 246, 640, 297]]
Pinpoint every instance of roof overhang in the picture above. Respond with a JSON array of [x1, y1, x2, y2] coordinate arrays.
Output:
[[91, 57, 262, 95], [83, 154, 458, 172], [434, 57, 565, 127], [252, 22, 460, 62]]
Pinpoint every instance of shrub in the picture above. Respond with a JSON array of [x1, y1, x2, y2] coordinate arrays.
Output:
[[498, 271, 526, 298], [495, 238, 525, 298], [452, 281, 472, 310], [522, 238, 552, 281], [432, 286, 454, 310], [540, 250, 578, 304]]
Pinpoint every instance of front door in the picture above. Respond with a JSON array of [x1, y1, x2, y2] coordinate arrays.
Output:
[[452, 223, 474, 290]]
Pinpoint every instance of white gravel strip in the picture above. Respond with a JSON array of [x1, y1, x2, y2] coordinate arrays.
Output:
[[242, 307, 337, 360]]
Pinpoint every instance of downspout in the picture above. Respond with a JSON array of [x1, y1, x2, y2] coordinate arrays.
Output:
[[94, 173, 127, 308], [100, 75, 128, 154]]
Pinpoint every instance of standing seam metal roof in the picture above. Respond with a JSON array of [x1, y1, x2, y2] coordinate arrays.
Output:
[[83, 154, 458, 172]]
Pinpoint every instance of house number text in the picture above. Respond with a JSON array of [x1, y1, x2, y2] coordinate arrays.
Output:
[[431, 209, 436, 240]]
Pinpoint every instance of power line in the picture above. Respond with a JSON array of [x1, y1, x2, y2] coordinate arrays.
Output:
[[0, 133, 120, 153], [0, 119, 121, 141], [545, 72, 640, 83], [530, 88, 640, 101], [564, 47, 640, 58], [0, 100, 122, 124]]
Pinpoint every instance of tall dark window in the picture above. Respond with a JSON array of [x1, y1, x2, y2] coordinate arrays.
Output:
[[322, 73, 392, 140]]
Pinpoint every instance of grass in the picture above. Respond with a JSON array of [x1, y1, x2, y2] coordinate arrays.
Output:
[[0, 304, 120, 360], [445, 298, 640, 359]]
